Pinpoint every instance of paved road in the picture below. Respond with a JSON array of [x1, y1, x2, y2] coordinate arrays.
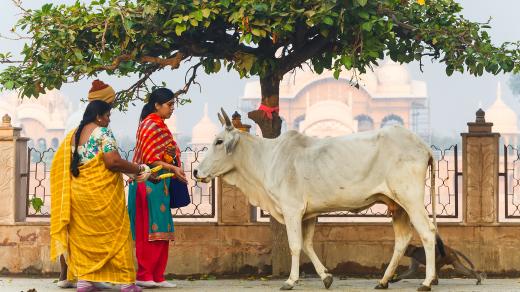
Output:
[[1, 277, 519, 292]]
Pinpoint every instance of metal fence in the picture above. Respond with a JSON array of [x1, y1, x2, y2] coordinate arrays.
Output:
[[500, 145, 520, 219], [24, 146, 216, 220], [258, 144, 462, 221]]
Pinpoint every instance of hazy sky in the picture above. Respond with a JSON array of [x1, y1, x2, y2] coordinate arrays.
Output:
[[1, 0, 519, 140]]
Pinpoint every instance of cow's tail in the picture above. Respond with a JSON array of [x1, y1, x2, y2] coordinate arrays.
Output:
[[429, 155, 446, 257], [429, 155, 437, 230]]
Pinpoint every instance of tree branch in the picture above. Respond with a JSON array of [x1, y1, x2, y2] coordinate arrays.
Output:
[[97, 52, 186, 71], [277, 35, 331, 77], [173, 62, 202, 99]]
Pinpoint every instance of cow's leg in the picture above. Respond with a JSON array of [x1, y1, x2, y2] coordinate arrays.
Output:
[[407, 208, 437, 291], [302, 217, 333, 289], [376, 206, 412, 289], [280, 214, 303, 290]]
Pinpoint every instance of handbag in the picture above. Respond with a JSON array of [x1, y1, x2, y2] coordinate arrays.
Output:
[[168, 155, 191, 208], [169, 178, 191, 208]]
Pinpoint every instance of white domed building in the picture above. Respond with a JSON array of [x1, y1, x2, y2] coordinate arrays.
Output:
[[190, 103, 218, 149], [486, 82, 519, 146], [240, 59, 430, 141], [0, 90, 74, 151]]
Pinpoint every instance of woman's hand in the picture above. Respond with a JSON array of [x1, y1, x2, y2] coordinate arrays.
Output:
[[166, 145, 177, 159], [136, 164, 151, 182], [170, 165, 187, 184]]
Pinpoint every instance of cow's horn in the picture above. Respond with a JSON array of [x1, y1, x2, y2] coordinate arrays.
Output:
[[220, 107, 232, 128], [217, 113, 225, 126]]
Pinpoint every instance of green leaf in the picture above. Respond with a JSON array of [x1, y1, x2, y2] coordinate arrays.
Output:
[[214, 60, 221, 72], [323, 17, 334, 26], [251, 28, 266, 37], [30, 197, 44, 213], [4, 80, 14, 90], [361, 22, 373, 31], [356, 0, 368, 7], [175, 24, 187, 36], [358, 11, 370, 20], [220, 0, 230, 7], [446, 65, 454, 76], [333, 69, 340, 79], [201, 8, 211, 18], [340, 55, 352, 69], [254, 3, 269, 11]]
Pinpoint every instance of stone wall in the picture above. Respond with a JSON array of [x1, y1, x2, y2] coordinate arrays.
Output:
[[1, 111, 519, 278]]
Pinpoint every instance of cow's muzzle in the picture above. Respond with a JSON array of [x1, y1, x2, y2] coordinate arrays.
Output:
[[193, 169, 211, 183]]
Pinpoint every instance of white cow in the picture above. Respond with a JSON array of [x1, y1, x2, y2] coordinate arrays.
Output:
[[194, 109, 441, 291]]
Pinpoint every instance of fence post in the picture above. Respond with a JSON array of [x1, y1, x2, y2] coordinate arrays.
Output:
[[218, 112, 253, 224], [0, 114, 29, 224], [461, 109, 500, 224]]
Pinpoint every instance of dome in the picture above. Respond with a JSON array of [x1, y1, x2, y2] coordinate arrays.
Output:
[[376, 59, 411, 86], [164, 114, 178, 137], [486, 82, 518, 134], [191, 103, 218, 146], [299, 97, 357, 138], [65, 103, 87, 132]]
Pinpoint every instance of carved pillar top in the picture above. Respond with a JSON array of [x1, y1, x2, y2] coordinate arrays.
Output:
[[232, 111, 252, 133], [0, 114, 22, 139], [465, 108, 498, 135], [2, 114, 12, 127]]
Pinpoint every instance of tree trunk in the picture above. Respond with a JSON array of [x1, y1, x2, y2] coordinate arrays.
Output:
[[248, 75, 282, 139], [247, 75, 290, 276]]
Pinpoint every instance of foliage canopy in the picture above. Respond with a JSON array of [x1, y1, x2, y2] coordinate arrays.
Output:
[[1, 0, 520, 112]]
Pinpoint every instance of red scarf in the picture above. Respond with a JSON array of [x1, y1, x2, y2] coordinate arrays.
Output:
[[133, 113, 181, 167]]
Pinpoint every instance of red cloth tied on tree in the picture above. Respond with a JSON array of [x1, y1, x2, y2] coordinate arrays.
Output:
[[133, 113, 181, 167], [258, 104, 279, 120]]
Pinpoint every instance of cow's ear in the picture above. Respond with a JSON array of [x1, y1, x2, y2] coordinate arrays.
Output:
[[225, 132, 240, 155]]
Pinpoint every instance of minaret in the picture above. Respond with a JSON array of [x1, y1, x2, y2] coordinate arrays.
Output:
[[496, 81, 502, 101], [165, 110, 178, 139]]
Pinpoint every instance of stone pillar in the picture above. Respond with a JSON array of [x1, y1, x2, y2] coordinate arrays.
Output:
[[0, 114, 29, 224], [218, 112, 253, 224], [461, 109, 500, 224]]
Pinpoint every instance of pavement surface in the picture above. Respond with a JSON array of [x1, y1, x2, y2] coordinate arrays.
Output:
[[1, 277, 519, 292]]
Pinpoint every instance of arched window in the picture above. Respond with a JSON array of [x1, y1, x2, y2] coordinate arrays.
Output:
[[293, 114, 306, 131], [51, 138, 59, 149], [37, 138, 47, 152], [355, 114, 374, 132], [381, 114, 404, 128]]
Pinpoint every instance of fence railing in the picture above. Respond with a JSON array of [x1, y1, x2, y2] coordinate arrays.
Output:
[[500, 145, 520, 219], [24, 146, 216, 220], [258, 144, 462, 222]]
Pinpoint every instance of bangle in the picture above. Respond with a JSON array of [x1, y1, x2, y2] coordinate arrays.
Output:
[[137, 164, 144, 174]]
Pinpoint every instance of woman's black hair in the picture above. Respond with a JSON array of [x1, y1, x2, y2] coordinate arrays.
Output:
[[71, 100, 112, 177], [139, 88, 175, 121]]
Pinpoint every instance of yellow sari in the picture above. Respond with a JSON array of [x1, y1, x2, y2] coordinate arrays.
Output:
[[50, 131, 136, 284]]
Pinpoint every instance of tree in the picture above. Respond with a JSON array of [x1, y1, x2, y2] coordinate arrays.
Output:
[[1, 0, 520, 136]]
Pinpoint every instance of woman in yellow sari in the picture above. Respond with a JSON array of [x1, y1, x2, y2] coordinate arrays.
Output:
[[50, 100, 150, 292]]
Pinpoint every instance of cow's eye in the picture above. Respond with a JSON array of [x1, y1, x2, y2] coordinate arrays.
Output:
[[215, 139, 224, 145]]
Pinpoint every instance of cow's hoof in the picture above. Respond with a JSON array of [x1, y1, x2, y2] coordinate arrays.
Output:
[[417, 285, 431, 291], [323, 275, 333, 289], [374, 283, 388, 289], [280, 283, 294, 290], [432, 278, 439, 285]]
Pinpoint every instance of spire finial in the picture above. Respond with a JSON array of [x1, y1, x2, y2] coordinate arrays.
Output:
[[203, 103, 208, 117], [496, 81, 502, 101]]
